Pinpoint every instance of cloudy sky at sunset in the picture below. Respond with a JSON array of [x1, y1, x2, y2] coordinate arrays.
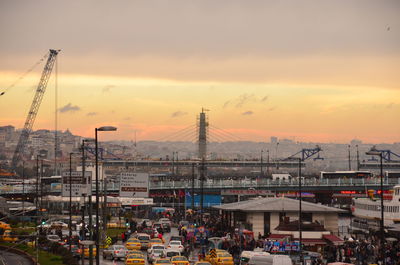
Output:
[[0, 0, 399, 143]]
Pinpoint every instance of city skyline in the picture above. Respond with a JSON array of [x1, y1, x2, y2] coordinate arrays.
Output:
[[1, 1, 399, 143]]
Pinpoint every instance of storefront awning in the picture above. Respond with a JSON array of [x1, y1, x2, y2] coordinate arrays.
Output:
[[298, 238, 326, 246], [267, 234, 292, 240], [323, 234, 344, 245]]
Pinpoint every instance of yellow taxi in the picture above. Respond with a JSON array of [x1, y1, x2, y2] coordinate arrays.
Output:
[[194, 262, 212, 265], [125, 253, 145, 265], [170, 256, 190, 265], [150, 238, 163, 247], [83, 247, 97, 258], [126, 249, 143, 256], [0, 230, 17, 242], [205, 249, 228, 262], [125, 238, 141, 250], [209, 252, 234, 265], [153, 258, 173, 265], [137, 233, 151, 250]]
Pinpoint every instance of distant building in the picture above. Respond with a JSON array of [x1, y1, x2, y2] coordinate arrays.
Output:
[[213, 196, 345, 236]]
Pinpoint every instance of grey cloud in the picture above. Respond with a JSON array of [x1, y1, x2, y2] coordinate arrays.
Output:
[[87, 112, 98, 116], [171, 111, 187, 118], [261, 96, 269, 102], [268, 107, 276, 111], [242, 111, 253, 115], [222, 100, 231, 108], [58, 103, 81, 113], [236, 94, 255, 108]]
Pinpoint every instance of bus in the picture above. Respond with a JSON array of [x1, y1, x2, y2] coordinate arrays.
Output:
[[320, 171, 372, 179]]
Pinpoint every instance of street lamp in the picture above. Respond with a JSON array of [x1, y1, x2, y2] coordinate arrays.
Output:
[[95, 126, 117, 265], [366, 146, 385, 265], [81, 138, 95, 265], [69, 152, 80, 252]]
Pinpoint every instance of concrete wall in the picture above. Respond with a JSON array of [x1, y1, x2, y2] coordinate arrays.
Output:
[[324, 213, 339, 234], [270, 212, 280, 233], [246, 212, 264, 236]]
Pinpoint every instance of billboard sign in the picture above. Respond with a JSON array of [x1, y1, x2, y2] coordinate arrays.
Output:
[[62, 171, 92, 197], [119, 172, 149, 198]]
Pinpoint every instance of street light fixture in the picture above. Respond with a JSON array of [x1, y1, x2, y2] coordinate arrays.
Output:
[[366, 146, 385, 265], [95, 126, 117, 265], [69, 152, 80, 252], [81, 138, 95, 265]]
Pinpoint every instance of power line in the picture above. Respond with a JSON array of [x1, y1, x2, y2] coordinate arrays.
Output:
[[0, 51, 49, 96]]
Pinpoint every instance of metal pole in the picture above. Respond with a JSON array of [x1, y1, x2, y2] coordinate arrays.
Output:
[[103, 174, 107, 236], [380, 154, 385, 265], [191, 163, 195, 210], [81, 194, 86, 265], [69, 153, 73, 252], [299, 158, 303, 265], [200, 158, 205, 225], [260, 150, 263, 177], [82, 140, 93, 265], [40, 160, 43, 214], [35, 155, 39, 265], [22, 161, 25, 226], [267, 150, 270, 177], [95, 128, 100, 265]]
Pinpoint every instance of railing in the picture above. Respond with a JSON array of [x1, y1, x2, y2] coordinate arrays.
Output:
[[149, 177, 400, 189], [1, 177, 399, 194]]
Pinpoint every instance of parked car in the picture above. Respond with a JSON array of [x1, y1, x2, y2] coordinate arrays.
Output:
[[103, 245, 128, 261]]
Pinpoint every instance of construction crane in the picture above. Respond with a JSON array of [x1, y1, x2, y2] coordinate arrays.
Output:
[[11, 49, 60, 170]]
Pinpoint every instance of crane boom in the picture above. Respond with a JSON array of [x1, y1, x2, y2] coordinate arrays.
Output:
[[11, 49, 60, 170]]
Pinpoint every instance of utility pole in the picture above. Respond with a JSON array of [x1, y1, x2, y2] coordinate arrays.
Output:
[[82, 140, 93, 265], [191, 163, 195, 210], [260, 150, 263, 177], [267, 150, 270, 177], [200, 158, 205, 225], [22, 161, 25, 226], [298, 158, 303, 265], [69, 153, 73, 252], [40, 160, 44, 217]]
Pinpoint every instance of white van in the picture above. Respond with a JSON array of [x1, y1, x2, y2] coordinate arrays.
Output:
[[248, 254, 292, 265], [240, 251, 270, 265]]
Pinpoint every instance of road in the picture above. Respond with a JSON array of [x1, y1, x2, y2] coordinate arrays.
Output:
[[99, 228, 199, 265], [0, 250, 33, 265]]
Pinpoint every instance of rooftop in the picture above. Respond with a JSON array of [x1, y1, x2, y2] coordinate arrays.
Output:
[[213, 196, 346, 213]]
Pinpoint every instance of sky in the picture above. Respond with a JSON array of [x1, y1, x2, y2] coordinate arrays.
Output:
[[0, 0, 399, 143]]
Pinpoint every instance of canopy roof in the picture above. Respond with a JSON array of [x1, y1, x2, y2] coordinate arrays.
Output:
[[213, 196, 345, 213]]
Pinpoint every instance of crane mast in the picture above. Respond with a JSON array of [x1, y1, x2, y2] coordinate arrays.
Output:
[[11, 49, 60, 170]]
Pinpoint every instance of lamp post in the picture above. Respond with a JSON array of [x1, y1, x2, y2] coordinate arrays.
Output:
[[366, 147, 385, 265], [95, 126, 117, 265], [298, 158, 303, 265], [82, 139, 94, 265], [69, 152, 80, 252]]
